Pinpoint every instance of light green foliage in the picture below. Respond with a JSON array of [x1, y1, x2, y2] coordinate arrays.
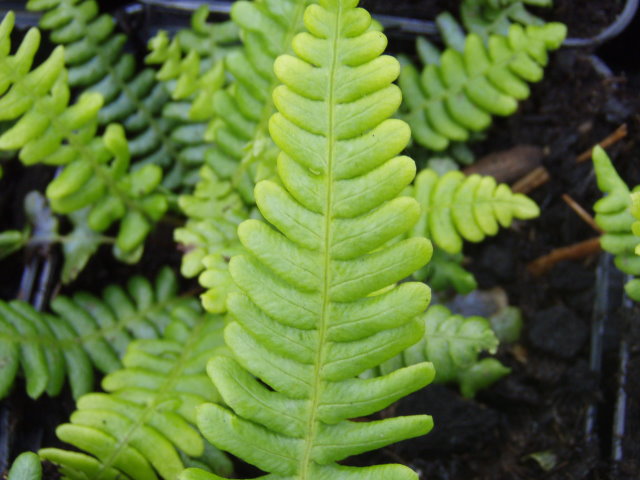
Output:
[[399, 22, 566, 151], [25, 0, 207, 189], [592, 146, 640, 300], [145, 5, 239, 186], [0, 12, 167, 260], [378, 305, 510, 398], [0, 268, 193, 400], [182, 1, 437, 479], [461, 0, 553, 39], [409, 169, 540, 254], [174, 166, 249, 313], [630, 191, 640, 255], [40, 307, 232, 480], [7, 452, 42, 480], [205, 0, 312, 201]]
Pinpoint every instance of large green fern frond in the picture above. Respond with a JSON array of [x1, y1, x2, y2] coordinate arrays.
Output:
[[592, 146, 640, 300], [0, 267, 192, 400], [409, 168, 539, 254], [182, 1, 436, 479], [0, 12, 167, 260], [39, 307, 232, 480], [399, 22, 565, 151]]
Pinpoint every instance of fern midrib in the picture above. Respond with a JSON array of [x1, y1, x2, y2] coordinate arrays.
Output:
[[93, 318, 208, 479], [298, 5, 342, 478], [232, 1, 308, 189]]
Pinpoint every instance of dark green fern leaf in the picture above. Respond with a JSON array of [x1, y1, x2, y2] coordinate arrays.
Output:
[[409, 169, 539, 254], [399, 22, 565, 151], [0, 267, 194, 400], [182, 1, 436, 479], [592, 146, 640, 301], [461, 0, 553, 39], [40, 306, 232, 480]]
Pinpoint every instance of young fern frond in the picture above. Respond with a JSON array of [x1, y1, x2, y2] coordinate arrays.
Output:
[[409, 169, 540, 254], [592, 146, 640, 300], [0, 267, 193, 400], [0, 12, 167, 260], [399, 22, 566, 151], [206, 0, 312, 201], [182, 2, 436, 479], [377, 305, 510, 398], [7, 452, 42, 480], [174, 166, 248, 313], [40, 308, 232, 480]]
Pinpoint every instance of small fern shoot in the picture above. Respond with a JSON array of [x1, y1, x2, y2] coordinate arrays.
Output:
[[592, 146, 640, 300], [40, 307, 232, 480], [400, 22, 566, 151], [409, 169, 540, 254], [182, 1, 436, 479]]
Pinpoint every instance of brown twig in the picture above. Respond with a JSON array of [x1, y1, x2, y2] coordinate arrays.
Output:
[[561, 193, 603, 234], [527, 237, 602, 276], [576, 123, 628, 163], [512, 166, 550, 194]]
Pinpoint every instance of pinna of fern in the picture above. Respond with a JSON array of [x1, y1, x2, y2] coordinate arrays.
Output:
[[592, 146, 640, 301], [0, 267, 193, 401], [0, 11, 167, 262], [182, 1, 437, 479], [6, 452, 42, 480], [399, 21, 566, 152], [461, 0, 553, 39], [40, 305, 233, 480]]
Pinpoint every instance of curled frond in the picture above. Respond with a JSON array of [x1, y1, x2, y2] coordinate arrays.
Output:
[[409, 169, 539, 254], [400, 22, 566, 151], [592, 146, 640, 300], [184, 2, 436, 479], [378, 305, 510, 397], [40, 308, 232, 480], [0, 267, 193, 400], [0, 12, 167, 260]]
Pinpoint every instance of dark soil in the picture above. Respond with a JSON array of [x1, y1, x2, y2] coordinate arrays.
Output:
[[1, 1, 640, 479]]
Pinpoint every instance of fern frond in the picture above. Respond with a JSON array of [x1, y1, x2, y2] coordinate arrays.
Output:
[[592, 146, 640, 300], [24, 0, 223, 189], [461, 0, 553, 39], [40, 307, 232, 480], [414, 249, 478, 294], [205, 0, 313, 201], [378, 305, 510, 397], [183, 2, 437, 479], [409, 169, 539, 254], [0, 267, 193, 400], [0, 12, 167, 260], [145, 5, 238, 186], [174, 166, 248, 313], [7, 452, 42, 480], [631, 191, 640, 255], [399, 22, 566, 151]]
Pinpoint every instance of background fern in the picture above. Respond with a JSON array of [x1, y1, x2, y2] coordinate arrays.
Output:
[[0, 267, 194, 400], [0, 12, 168, 262], [40, 306, 233, 480], [399, 21, 566, 152]]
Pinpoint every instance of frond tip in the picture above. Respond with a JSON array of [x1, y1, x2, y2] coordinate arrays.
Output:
[[186, 1, 435, 479]]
